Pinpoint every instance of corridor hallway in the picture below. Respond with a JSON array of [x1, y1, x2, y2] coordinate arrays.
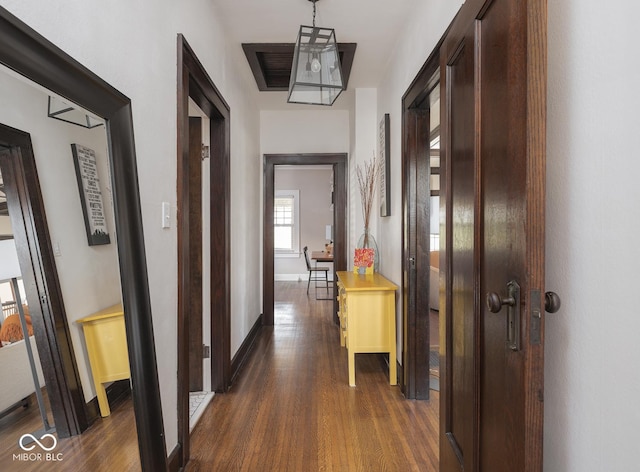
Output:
[[186, 281, 439, 471]]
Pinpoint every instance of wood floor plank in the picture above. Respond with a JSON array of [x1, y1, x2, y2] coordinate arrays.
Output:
[[187, 281, 439, 471]]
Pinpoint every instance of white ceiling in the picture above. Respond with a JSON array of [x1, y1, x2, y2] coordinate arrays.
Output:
[[213, 0, 422, 89]]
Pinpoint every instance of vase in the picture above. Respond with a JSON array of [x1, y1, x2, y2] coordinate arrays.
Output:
[[357, 228, 379, 272]]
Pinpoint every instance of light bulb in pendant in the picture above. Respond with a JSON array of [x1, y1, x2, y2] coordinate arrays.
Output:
[[311, 57, 321, 73]]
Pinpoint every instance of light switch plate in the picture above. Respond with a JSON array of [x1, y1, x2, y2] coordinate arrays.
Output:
[[162, 202, 170, 229]]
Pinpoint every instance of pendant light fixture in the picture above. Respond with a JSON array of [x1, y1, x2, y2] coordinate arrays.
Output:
[[48, 95, 104, 129], [288, 0, 344, 106]]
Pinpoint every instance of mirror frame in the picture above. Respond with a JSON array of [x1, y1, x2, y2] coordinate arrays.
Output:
[[0, 7, 167, 471]]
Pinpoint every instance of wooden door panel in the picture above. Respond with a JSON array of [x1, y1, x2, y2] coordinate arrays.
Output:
[[442, 32, 477, 472], [440, 0, 546, 471], [479, 1, 528, 470]]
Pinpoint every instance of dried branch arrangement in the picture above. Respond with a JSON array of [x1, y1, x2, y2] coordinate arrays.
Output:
[[356, 153, 382, 232]]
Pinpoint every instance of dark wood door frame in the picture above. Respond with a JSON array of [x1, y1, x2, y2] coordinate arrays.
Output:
[[0, 7, 168, 471], [401, 28, 449, 400], [263, 154, 347, 326], [177, 34, 231, 467], [0, 125, 89, 437]]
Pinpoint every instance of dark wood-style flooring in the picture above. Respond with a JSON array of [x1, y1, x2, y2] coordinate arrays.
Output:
[[186, 281, 439, 471], [0, 281, 439, 471]]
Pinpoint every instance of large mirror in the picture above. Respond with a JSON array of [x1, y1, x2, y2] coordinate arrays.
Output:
[[0, 7, 165, 471]]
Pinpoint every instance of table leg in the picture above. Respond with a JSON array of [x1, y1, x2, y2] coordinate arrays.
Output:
[[348, 351, 356, 387], [389, 349, 397, 386], [96, 382, 111, 417]]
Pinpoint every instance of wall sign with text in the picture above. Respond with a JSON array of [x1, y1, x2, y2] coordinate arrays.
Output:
[[71, 143, 111, 246], [379, 113, 391, 217]]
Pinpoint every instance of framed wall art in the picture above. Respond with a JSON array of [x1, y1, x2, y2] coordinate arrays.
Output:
[[71, 143, 111, 245], [379, 113, 391, 217]]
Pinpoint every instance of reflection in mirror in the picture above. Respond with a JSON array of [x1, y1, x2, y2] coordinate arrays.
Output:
[[0, 9, 167, 470], [0, 65, 140, 468]]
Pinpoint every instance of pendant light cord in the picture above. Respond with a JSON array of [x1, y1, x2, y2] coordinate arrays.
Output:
[[312, 0, 316, 27]]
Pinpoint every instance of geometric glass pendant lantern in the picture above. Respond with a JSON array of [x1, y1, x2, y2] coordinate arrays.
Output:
[[287, 0, 344, 106], [48, 95, 104, 129]]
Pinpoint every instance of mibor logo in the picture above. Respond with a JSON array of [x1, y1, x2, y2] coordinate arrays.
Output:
[[19, 433, 57, 451], [13, 433, 63, 462]]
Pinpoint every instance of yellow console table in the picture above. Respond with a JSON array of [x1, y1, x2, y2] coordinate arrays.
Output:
[[336, 271, 398, 387], [77, 304, 130, 417]]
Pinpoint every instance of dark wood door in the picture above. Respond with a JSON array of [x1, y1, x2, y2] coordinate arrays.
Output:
[[402, 108, 432, 399], [188, 116, 203, 392], [440, 0, 547, 471]]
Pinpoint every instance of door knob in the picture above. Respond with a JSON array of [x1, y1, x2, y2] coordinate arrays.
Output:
[[486, 292, 516, 313], [544, 291, 561, 313]]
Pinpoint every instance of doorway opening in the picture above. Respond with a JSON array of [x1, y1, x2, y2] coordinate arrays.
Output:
[[274, 166, 334, 299], [177, 34, 231, 467], [263, 154, 347, 326], [402, 40, 444, 400]]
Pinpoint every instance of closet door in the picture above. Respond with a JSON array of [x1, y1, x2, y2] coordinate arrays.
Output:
[[439, 0, 548, 470]]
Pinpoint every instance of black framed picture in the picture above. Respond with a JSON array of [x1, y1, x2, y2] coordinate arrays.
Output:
[[71, 143, 111, 246], [379, 113, 391, 217]]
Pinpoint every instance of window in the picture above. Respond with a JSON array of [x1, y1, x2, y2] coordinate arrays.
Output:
[[274, 190, 299, 256]]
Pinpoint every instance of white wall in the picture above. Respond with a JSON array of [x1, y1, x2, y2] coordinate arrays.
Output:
[[0, 69, 121, 403], [375, 0, 463, 362], [0, 216, 11, 236], [544, 1, 640, 470], [352, 88, 378, 258], [274, 167, 333, 280], [0, 0, 262, 452], [260, 109, 350, 154]]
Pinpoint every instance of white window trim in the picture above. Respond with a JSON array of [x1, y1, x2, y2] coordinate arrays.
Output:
[[275, 189, 300, 258]]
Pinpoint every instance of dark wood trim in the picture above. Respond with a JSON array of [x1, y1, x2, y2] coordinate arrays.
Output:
[[396, 360, 404, 388], [242, 43, 357, 91], [176, 33, 190, 468], [401, 24, 451, 400], [0, 126, 88, 437], [168, 444, 182, 472], [0, 7, 167, 471], [263, 153, 347, 326], [230, 314, 263, 384], [177, 33, 231, 469]]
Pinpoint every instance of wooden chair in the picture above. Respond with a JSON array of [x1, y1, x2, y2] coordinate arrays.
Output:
[[303, 246, 329, 297]]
